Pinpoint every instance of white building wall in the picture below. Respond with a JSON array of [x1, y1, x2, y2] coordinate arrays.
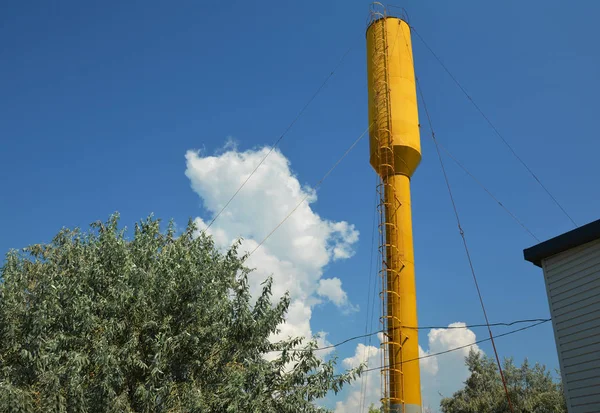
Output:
[[542, 238, 600, 413]]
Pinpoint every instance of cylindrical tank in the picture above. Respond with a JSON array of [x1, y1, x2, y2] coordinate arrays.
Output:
[[366, 15, 422, 413], [367, 17, 421, 177]]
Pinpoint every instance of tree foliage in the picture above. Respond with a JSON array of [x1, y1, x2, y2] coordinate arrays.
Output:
[[440, 350, 566, 413], [368, 403, 380, 413], [0, 214, 360, 412]]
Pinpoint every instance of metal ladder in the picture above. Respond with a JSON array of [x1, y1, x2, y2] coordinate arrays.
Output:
[[369, 3, 407, 411]]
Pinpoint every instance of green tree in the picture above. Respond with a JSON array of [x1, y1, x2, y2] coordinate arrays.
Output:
[[440, 350, 566, 413], [0, 214, 361, 412]]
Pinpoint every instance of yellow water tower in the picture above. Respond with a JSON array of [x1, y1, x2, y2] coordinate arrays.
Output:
[[366, 6, 422, 412]]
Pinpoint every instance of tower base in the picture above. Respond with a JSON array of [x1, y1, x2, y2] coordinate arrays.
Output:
[[389, 404, 422, 413]]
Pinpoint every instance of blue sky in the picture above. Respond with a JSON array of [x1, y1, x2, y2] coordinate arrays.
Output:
[[2, 1, 599, 410]]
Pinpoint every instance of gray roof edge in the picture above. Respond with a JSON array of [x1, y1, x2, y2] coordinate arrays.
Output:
[[523, 219, 600, 268]]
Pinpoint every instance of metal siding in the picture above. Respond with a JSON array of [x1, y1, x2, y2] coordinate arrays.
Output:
[[542, 239, 600, 413], [554, 302, 600, 326], [548, 260, 600, 291], [556, 317, 600, 340], [570, 402, 600, 413], [546, 247, 600, 274], [562, 349, 600, 368], [562, 351, 600, 369], [553, 295, 600, 316], [564, 359, 600, 377], [565, 369, 600, 383], [561, 335, 600, 353], [552, 278, 600, 305], [568, 376, 600, 394], [559, 324, 599, 345]]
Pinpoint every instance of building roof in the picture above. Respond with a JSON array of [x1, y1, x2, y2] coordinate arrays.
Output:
[[523, 219, 600, 267]]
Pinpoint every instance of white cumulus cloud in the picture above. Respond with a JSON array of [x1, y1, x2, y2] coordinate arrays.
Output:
[[335, 342, 382, 413], [420, 322, 482, 410], [185, 145, 359, 348], [335, 324, 482, 413], [316, 277, 358, 313]]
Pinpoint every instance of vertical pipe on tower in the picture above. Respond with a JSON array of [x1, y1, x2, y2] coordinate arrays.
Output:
[[366, 11, 422, 413]]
